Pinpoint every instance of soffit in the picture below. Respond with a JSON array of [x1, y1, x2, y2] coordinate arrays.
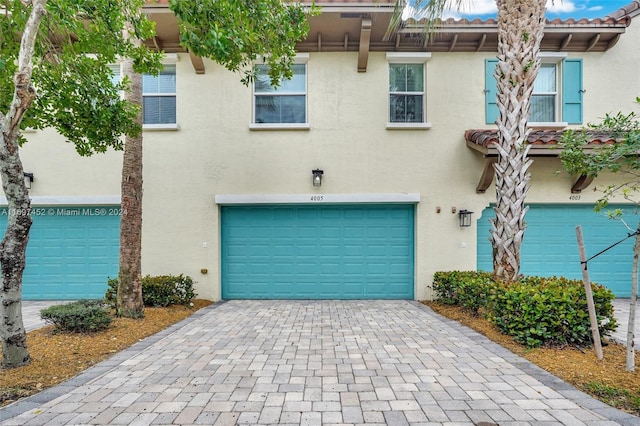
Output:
[[144, 1, 633, 55]]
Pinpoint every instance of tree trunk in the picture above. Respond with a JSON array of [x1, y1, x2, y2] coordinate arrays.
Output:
[[627, 226, 639, 371], [116, 41, 144, 318], [491, 0, 546, 282], [0, 0, 47, 369]]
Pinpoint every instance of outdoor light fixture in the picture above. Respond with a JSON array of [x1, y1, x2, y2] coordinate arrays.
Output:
[[23, 172, 34, 190], [458, 209, 473, 227], [312, 169, 323, 187]]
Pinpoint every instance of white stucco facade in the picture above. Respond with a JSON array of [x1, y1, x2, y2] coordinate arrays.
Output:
[[14, 8, 640, 301]]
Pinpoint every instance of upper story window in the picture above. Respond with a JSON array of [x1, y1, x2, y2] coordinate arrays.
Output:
[[389, 64, 424, 123], [108, 55, 178, 129], [143, 64, 176, 126], [251, 53, 309, 130], [386, 52, 431, 130], [531, 63, 557, 122], [485, 54, 583, 127]]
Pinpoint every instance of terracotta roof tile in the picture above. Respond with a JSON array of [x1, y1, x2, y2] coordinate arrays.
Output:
[[607, 1, 640, 19], [465, 129, 617, 148]]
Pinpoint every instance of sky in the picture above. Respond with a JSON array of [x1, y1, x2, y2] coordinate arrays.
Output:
[[404, 1, 634, 20]]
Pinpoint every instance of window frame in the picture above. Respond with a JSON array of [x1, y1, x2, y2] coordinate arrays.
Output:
[[142, 54, 178, 131], [250, 53, 310, 131], [109, 54, 179, 131], [528, 53, 567, 129], [386, 52, 431, 130]]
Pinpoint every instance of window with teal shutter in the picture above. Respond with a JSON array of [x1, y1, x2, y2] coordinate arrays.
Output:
[[485, 59, 499, 124], [484, 57, 582, 125], [562, 59, 583, 124]]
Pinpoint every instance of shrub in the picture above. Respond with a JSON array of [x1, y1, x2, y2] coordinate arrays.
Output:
[[40, 300, 112, 333], [488, 276, 617, 348], [432, 270, 494, 314], [105, 274, 196, 308], [432, 271, 618, 348]]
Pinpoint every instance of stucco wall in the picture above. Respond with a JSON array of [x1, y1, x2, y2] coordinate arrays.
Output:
[[16, 18, 640, 301]]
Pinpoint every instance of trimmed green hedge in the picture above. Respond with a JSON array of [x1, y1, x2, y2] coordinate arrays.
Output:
[[105, 274, 196, 308], [40, 300, 112, 333], [432, 271, 617, 348]]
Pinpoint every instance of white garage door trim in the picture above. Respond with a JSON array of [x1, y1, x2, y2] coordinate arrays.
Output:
[[0, 195, 121, 206], [215, 193, 421, 205]]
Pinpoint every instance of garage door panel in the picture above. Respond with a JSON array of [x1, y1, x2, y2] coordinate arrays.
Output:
[[478, 204, 636, 297], [222, 204, 414, 299], [0, 206, 121, 300]]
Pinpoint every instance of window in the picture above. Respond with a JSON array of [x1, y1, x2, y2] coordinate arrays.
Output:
[[108, 58, 177, 128], [531, 63, 557, 122], [485, 56, 583, 126], [386, 52, 431, 129], [252, 54, 308, 129], [389, 64, 424, 123], [143, 64, 176, 126]]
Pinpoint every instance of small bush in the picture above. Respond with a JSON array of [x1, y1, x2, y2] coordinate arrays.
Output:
[[432, 271, 618, 348], [488, 276, 617, 348], [105, 274, 196, 308], [40, 300, 112, 333], [432, 271, 494, 314]]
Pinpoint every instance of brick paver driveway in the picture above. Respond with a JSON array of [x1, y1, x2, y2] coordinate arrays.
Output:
[[2, 300, 637, 425]]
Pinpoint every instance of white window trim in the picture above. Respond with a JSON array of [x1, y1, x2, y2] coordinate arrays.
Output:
[[529, 52, 567, 128], [386, 52, 432, 64], [143, 123, 180, 131], [143, 61, 177, 128], [251, 54, 309, 131], [386, 52, 431, 130]]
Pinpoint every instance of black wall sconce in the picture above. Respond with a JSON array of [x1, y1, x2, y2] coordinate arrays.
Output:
[[24, 172, 34, 189], [312, 169, 323, 187], [458, 209, 473, 227]]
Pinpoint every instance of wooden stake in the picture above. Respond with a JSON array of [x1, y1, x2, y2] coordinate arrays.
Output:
[[576, 225, 604, 360]]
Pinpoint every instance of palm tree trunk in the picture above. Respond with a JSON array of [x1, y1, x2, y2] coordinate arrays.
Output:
[[116, 33, 144, 318], [491, 0, 546, 282]]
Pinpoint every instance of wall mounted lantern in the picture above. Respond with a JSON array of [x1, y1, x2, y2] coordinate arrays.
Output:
[[312, 169, 323, 187], [458, 209, 473, 227], [24, 172, 34, 190]]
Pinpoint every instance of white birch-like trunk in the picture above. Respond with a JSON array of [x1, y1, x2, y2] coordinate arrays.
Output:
[[0, 0, 47, 369], [627, 228, 639, 371]]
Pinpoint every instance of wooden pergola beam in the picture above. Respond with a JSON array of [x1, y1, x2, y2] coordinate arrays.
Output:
[[189, 51, 205, 74], [571, 174, 595, 193], [476, 157, 497, 193], [357, 18, 372, 72]]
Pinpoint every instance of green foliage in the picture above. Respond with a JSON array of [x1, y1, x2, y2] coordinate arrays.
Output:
[[560, 100, 640, 210], [585, 381, 640, 414], [170, 0, 319, 86], [40, 300, 112, 333], [432, 271, 494, 314], [1, 0, 162, 152], [488, 276, 617, 348], [432, 271, 617, 348], [106, 274, 197, 308]]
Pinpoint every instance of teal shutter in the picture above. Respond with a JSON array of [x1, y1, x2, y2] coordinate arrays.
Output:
[[485, 59, 499, 124], [562, 58, 583, 124]]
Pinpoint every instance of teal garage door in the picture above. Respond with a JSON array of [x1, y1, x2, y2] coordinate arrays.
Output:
[[221, 204, 414, 299], [0, 206, 120, 300], [477, 204, 637, 297]]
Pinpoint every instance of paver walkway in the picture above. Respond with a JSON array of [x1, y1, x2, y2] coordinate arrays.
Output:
[[2, 300, 638, 425]]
